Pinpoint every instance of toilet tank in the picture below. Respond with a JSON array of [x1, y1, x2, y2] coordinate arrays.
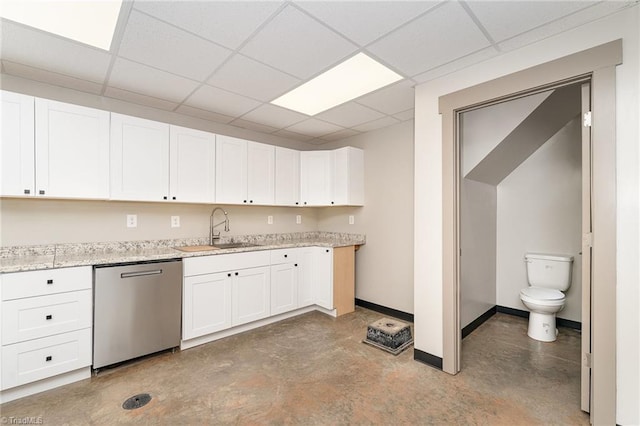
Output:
[[525, 253, 574, 291]]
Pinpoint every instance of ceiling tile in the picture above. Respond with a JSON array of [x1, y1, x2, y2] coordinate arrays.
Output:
[[108, 58, 200, 102], [231, 119, 279, 134], [305, 138, 330, 146], [497, 2, 634, 52], [393, 109, 415, 121], [117, 10, 231, 81], [0, 19, 111, 83], [467, 1, 596, 43], [285, 119, 344, 137], [320, 128, 360, 142], [356, 80, 415, 115], [104, 87, 178, 111], [412, 47, 499, 83], [240, 5, 357, 79], [295, 1, 441, 46], [133, 1, 283, 50], [2, 60, 103, 94], [352, 116, 400, 133], [207, 54, 301, 102], [273, 129, 316, 142], [175, 105, 235, 124], [239, 104, 308, 129], [316, 102, 385, 128], [185, 84, 261, 117], [367, 2, 491, 77]]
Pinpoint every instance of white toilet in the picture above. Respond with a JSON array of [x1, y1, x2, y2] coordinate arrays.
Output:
[[520, 253, 574, 342]]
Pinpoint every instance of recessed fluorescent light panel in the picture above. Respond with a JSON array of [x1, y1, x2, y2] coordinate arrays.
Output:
[[0, 0, 123, 50], [271, 53, 403, 116]]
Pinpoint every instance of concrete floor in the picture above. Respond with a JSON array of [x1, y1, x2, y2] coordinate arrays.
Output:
[[0, 308, 587, 425]]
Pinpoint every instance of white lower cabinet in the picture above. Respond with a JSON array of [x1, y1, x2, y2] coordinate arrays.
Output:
[[297, 248, 315, 308], [182, 272, 232, 340], [314, 248, 334, 310], [271, 262, 298, 316], [232, 266, 270, 326], [0, 266, 92, 393]]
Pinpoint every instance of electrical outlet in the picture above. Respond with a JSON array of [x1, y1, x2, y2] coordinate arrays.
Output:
[[267, 215, 273, 225], [126, 214, 137, 228], [171, 216, 180, 228], [349, 215, 355, 225], [296, 215, 302, 224]]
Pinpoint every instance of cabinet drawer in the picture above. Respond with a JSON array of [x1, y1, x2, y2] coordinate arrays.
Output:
[[270, 248, 299, 265], [1, 328, 92, 390], [2, 290, 92, 345], [1, 266, 91, 301], [184, 250, 271, 276]]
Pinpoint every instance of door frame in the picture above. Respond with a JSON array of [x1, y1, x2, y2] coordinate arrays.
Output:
[[439, 40, 621, 425]]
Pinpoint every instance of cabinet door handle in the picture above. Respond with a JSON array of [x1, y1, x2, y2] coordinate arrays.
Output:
[[331, 201, 334, 205], [46, 279, 54, 285], [243, 200, 247, 203], [284, 254, 288, 258], [235, 272, 239, 276], [250, 200, 253, 203], [294, 264, 298, 267], [39, 190, 45, 195], [163, 196, 168, 200], [24, 189, 30, 194], [295, 202, 299, 205], [227, 273, 231, 277], [326, 249, 329, 253], [303, 202, 307, 205], [45, 356, 52, 362], [172, 196, 176, 200], [45, 314, 53, 320]]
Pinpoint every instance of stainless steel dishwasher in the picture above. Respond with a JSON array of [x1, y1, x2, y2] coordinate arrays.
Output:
[[93, 259, 182, 369]]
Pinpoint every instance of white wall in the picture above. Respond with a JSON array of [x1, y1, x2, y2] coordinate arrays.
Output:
[[0, 198, 319, 246], [414, 7, 639, 423], [497, 118, 582, 322], [460, 178, 496, 328], [317, 120, 414, 314]]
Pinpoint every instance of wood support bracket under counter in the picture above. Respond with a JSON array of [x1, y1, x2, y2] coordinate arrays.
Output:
[[333, 245, 356, 317]]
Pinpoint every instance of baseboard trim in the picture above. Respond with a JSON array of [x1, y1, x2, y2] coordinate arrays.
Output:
[[355, 299, 414, 323], [462, 306, 497, 339], [414, 349, 443, 370], [496, 305, 582, 331]]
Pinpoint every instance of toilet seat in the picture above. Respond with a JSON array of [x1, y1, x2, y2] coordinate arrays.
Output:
[[520, 287, 565, 304]]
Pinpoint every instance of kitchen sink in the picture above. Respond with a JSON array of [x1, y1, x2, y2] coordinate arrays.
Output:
[[174, 242, 259, 252], [211, 242, 260, 249]]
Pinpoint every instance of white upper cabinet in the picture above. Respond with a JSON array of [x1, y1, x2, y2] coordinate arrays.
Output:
[[274, 147, 300, 206], [332, 147, 364, 206], [215, 135, 247, 204], [216, 136, 275, 205], [300, 150, 333, 206], [35, 99, 110, 199], [170, 125, 216, 203], [110, 113, 170, 202], [247, 141, 275, 205], [1, 91, 34, 197]]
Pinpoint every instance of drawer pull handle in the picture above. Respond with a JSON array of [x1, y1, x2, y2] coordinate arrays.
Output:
[[46, 356, 52, 362], [235, 272, 239, 276], [47, 279, 53, 285], [227, 273, 231, 277], [294, 264, 298, 267], [46, 314, 53, 320]]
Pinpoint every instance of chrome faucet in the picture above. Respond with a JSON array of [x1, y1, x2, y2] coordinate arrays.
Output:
[[210, 207, 229, 245]]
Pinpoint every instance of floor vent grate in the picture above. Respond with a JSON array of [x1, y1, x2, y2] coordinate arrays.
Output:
[[122, 393, 152, 410]]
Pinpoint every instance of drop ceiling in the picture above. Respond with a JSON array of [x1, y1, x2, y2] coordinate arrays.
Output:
[[0, 1, 636, 145]]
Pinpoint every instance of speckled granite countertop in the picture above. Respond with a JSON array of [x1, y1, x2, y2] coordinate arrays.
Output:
[[0, 232, 365, 274]]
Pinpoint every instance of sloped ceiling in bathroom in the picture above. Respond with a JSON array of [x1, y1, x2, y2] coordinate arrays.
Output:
[[463, 84, 582, 186]]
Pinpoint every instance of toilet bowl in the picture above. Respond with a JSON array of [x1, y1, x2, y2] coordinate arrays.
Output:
[[520, 287, 565, 342], [520, 253, 573, 342]]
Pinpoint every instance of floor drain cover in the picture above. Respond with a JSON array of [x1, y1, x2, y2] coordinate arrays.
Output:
[[122, 393, 152, 410]]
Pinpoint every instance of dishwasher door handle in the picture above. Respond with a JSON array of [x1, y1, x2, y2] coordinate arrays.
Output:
[[120, 269, 163, 279]]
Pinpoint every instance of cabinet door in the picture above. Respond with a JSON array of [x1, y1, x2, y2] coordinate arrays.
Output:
[[0, 91, 34, 197], [183, 272, 232, 340], [110, 113, 170, 201], [275, 147, 300, 206], [271, 262, 298, 315], [300, 151, 333, 206], [314, 247, 334, 310], [215, 135, 247, 204], [169, 125, 216, 203], [232, 266, 270, 326], [35, 99, 110, 199], [333, 147, 364, 206], [297, 248, 315, 308], [247, 141, 274, 205]]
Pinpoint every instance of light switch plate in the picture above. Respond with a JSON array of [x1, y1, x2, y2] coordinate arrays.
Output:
[[296, 215, 302, 224], [171, 216, 180, 228], [126, 214, 137, 228]]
